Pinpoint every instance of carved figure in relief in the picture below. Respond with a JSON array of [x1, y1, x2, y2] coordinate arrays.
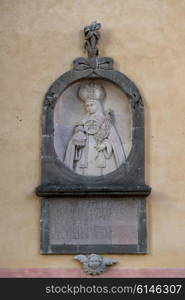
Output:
[[64, 81, 126, 176]]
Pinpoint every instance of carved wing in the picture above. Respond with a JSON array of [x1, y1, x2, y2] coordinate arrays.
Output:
[[74, 255, 88, 263], [103, 258, 117, 266]]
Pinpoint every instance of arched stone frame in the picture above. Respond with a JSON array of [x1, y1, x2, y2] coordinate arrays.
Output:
[[36, 58, 151, 197]]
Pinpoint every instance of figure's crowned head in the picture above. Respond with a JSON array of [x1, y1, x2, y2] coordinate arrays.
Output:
[[78, 81, 106, 103]]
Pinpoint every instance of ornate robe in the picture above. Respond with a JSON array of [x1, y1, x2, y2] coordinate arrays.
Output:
[[64, 113, 126, 176]]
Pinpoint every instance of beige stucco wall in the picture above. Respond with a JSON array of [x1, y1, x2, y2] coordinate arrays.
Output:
[[0, 0, 185, 269]]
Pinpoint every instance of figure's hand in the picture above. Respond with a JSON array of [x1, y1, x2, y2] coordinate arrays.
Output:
[[95, 143, 106, 152], [72, 131, 86, 147]]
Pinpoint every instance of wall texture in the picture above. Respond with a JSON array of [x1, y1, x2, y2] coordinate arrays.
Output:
[[0, 0, 185, 273]]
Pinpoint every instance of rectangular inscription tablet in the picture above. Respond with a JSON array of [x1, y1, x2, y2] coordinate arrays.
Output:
[[40, 197, 147, 254]]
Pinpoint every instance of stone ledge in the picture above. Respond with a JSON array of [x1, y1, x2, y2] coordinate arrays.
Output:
[[36, 184, 152, 197]]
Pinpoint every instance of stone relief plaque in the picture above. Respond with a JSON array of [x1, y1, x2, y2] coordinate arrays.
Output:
[[54, 80, 132, 176], [36, 22, 151, 254]]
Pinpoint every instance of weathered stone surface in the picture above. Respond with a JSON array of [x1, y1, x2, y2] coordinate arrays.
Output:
[[41, 197, 147, 254], [37, 21, 151, 255], [49, 198, 138, 245], [36, 53, 149, 193]]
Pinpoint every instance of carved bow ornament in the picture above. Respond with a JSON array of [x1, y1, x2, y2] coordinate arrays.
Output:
[[73, 56, 113, 71], [73, 21, 113, 72], [44, 21, 143, 110]]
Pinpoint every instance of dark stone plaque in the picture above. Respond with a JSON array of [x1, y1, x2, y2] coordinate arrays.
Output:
[[41, 197, 147, 254], [36, 22, 151, 255], [50, 198, 138, 245]]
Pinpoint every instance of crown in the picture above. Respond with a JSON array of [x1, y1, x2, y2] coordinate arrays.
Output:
[[78, 81, 106, 102]]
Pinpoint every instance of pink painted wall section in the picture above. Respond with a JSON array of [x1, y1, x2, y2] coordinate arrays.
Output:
[[0, 268, 185, 278]]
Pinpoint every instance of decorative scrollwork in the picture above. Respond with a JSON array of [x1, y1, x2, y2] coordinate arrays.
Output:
[[131, 90, 143, 109], [45, 91, 58, 109], [73, 57, 113, 71], [73, 21, 113, 72]]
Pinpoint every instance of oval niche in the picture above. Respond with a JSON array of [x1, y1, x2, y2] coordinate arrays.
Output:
[[54, 79, 132, 176]]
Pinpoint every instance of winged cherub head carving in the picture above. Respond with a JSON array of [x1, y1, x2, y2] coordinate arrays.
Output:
[[74, 254, 117, 275]]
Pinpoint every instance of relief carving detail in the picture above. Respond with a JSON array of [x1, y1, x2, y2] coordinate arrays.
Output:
[[74, 254, 117, 275], [64, 81, 126, 176]]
